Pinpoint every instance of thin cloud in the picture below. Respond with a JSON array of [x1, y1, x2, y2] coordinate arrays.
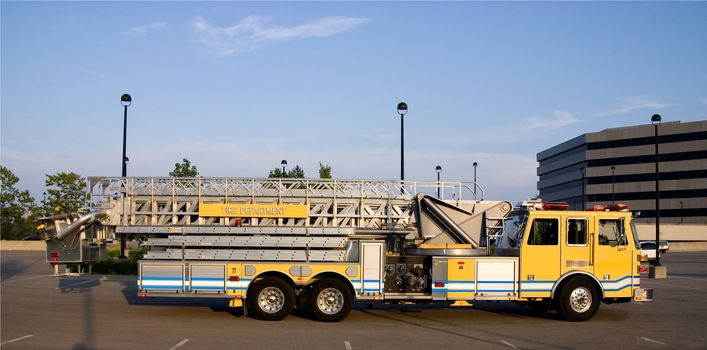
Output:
[[700, 97, 707, 105], [124, 21, 168, 37], [603, 96, 669, 116], [189, 15, 369, 55], [524, 110, 579, 130]]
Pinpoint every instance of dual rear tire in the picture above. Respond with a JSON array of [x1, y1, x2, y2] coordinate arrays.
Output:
[[247, 276, 352, 322]]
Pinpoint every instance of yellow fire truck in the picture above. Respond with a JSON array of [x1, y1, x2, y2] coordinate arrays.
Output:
[[40, 177, 652, 322]]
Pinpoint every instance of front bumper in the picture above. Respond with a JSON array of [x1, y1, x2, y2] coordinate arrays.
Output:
[[633, 288, 653, 302]]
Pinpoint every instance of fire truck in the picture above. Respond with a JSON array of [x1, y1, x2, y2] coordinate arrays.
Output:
[[40, 177, 652, 322]]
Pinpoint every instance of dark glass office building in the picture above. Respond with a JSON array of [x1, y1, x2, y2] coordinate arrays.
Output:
[[537, 120, 706, 224]]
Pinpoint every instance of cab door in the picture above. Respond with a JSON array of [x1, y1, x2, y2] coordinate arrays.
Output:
[[561, 216, 593, 276], [593, 217, 634, 297], [520, 214, 560, 298]]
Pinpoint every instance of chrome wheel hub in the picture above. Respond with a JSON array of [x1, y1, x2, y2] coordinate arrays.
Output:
[[317, 288, 344, 315], [258, 287, 285, 313], [569, 287, 592, 313]]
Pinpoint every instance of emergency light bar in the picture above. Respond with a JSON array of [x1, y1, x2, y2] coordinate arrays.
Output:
[[542, 202, 569, 211]]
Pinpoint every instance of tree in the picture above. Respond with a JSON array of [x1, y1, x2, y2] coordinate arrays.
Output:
[[318, 162, 332, 179], [268, 165, 305, 178], [169, 158, 199, 177], [1, 166, 37, 239], [45, 172, 87, 214]]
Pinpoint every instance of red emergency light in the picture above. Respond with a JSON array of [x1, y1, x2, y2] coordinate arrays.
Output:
[[542, 202, 569, 211], [587, 205, 606, 211], [606, 203, 629, 211]]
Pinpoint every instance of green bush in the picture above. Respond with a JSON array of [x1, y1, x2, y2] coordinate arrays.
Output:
[[71, 247, 149, 275]]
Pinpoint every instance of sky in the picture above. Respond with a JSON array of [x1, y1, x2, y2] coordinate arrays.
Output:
[[1, 1, 706, 204]]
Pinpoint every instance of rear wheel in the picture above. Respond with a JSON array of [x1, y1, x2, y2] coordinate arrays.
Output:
[[307, 279, 353, 322], [247, 276, 294, 321], [556, 277, 600, 321]]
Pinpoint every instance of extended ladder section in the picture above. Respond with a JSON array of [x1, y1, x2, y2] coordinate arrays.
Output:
[[43, 177, 511, 264]]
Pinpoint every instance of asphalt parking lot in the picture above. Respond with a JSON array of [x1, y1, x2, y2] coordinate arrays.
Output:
[[2, 251, 706, 349]]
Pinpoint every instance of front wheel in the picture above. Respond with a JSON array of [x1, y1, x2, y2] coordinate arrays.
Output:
[[556, 277, 600, 321], [307, 279, 353, 322], [247, 276, 295, 321]]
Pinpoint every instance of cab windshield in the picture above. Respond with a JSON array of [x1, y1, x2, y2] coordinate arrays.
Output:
[[630, 220, 640, 249], [496, 213, 528, 249]]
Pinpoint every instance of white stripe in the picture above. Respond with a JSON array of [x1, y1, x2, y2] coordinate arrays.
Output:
[[226, 281, 250, 288], [169, 338, 189, 350], [1, 334, 34, 345], [140, 281, 183, 287], [190, 281, 225, 287], [501, 340, 518, 349], [447, 283, 475, 290], [344, 341, 352, 350], [640, 337, 667, 346]]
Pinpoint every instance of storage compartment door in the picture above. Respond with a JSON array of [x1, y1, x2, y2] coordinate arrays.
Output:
[[476, 259, 518, 297], [360, 242, 384, 297]]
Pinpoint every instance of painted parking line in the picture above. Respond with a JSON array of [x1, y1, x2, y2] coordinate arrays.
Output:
[[640, 337, 667, 346], [501, 340, 519, 349], [344, 340, 352, 350], [1, 274, 55, 284], [169, 338, 189, 350], [1, 334, 34, 346]]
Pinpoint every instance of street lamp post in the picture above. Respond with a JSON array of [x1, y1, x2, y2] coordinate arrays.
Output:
[[435, 165, 442, 198], [580, 167, 585, 210], [473, 162, 478, 200], [281, 160, 287, 178], [396, 102, 408, 181], [652, 114, 662, 266], [611, 166, 616, 204], [119, 94, 131, 259]]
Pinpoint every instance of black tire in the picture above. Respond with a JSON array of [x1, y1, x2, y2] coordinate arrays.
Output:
[[556, 277, 600, 321], [307, 279, 353, 322], [247, 276, 295, 321]]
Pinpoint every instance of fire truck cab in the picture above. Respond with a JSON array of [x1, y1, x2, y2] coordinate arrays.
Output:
[[494, 200, 652, 321]]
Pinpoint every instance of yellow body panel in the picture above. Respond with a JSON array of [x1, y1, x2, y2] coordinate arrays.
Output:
[[199, 203, 309, 218], [446, 258, 476, 300], [226, 262, 359, 298]]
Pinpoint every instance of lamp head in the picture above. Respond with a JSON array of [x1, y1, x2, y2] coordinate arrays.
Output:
[[281, 159, 287, 166], [651, 114, 662, 126], [397, 102, 408, 116], [435, 165, 442, 173], [121, 94, 132, 107], [473, 162, 478, 167]]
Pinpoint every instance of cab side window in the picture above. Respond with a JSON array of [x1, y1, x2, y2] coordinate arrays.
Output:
[[567, 218, 588, 245], [527, 218, 558, 245], [598, 219, 624, 246]]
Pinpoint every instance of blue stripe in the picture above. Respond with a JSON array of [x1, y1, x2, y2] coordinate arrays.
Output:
[[521, 280, 556, 283], [363, 279, 383, 283], [363, 288, 381, 292], [190, 277, 225, 281], [600, 275, 633, 283], [227, 287, 247, 291], [351, 279, 361, 283]]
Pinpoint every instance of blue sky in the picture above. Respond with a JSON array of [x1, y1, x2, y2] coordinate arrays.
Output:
[[2, 1, 706, 204]]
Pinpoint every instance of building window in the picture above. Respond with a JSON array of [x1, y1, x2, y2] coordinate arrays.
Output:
[[567, 218, 588, 246], [527, 218, 558, 245]]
